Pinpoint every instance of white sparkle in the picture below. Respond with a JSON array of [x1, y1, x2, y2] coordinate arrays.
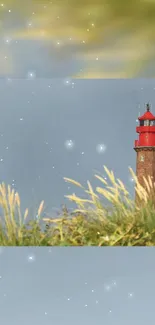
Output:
[[64, 78, 71, 86], [96, 143, 106, 154], [20, 117, 24, 121], [27, 71, 36, 79], [5, 37, 11, 44], [104, 284, 111, 291], [27, 254, 35, 262], [27, 22, 32, 27], [129, 176, 135, 183], [128, 292, 134, 298], [65, 139, 74, 150], [6, 78, 12, 83]]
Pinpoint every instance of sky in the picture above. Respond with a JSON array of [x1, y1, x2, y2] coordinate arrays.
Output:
[[0, 247, 155, 325], [1, 78, 155, 215], [0, 0, 155, 78]]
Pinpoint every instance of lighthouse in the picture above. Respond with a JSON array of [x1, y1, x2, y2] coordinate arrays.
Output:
[[134, 103, 155, 200]]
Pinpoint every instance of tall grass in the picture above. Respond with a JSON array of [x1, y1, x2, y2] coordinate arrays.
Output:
[[0, 166, 155, 246]]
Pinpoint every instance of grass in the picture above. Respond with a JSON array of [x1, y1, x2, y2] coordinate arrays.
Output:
[[0, 165, 155, 246]]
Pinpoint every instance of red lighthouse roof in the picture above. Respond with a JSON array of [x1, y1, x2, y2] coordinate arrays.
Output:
[[138, 103, 155, 120]]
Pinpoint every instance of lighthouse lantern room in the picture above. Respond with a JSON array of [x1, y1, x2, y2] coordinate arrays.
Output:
[[135, 103, 155, 148]]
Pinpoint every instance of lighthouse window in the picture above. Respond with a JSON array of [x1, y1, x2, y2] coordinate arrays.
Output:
[[140, 121, 144, 126], [144, 120, 149, 126], [150, 120, 155, 126]]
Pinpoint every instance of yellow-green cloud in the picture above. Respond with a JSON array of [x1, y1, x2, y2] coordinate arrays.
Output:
[[2, 0, 155, 77]]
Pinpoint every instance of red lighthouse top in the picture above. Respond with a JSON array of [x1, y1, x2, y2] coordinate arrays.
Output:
[[134, 103, 155, 148], [138, 103, 155, 121]]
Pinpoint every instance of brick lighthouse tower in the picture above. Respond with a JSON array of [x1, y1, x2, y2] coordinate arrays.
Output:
[[134, 103, 155, 201]]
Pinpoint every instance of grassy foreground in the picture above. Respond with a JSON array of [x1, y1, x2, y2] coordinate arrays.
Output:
[[0, 166, 155, 246]]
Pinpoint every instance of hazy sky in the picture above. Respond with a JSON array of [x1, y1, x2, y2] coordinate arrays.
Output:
[[1, 1, 155, 78], [0, 78, 155, 215], [0, 247, 155, 325]]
